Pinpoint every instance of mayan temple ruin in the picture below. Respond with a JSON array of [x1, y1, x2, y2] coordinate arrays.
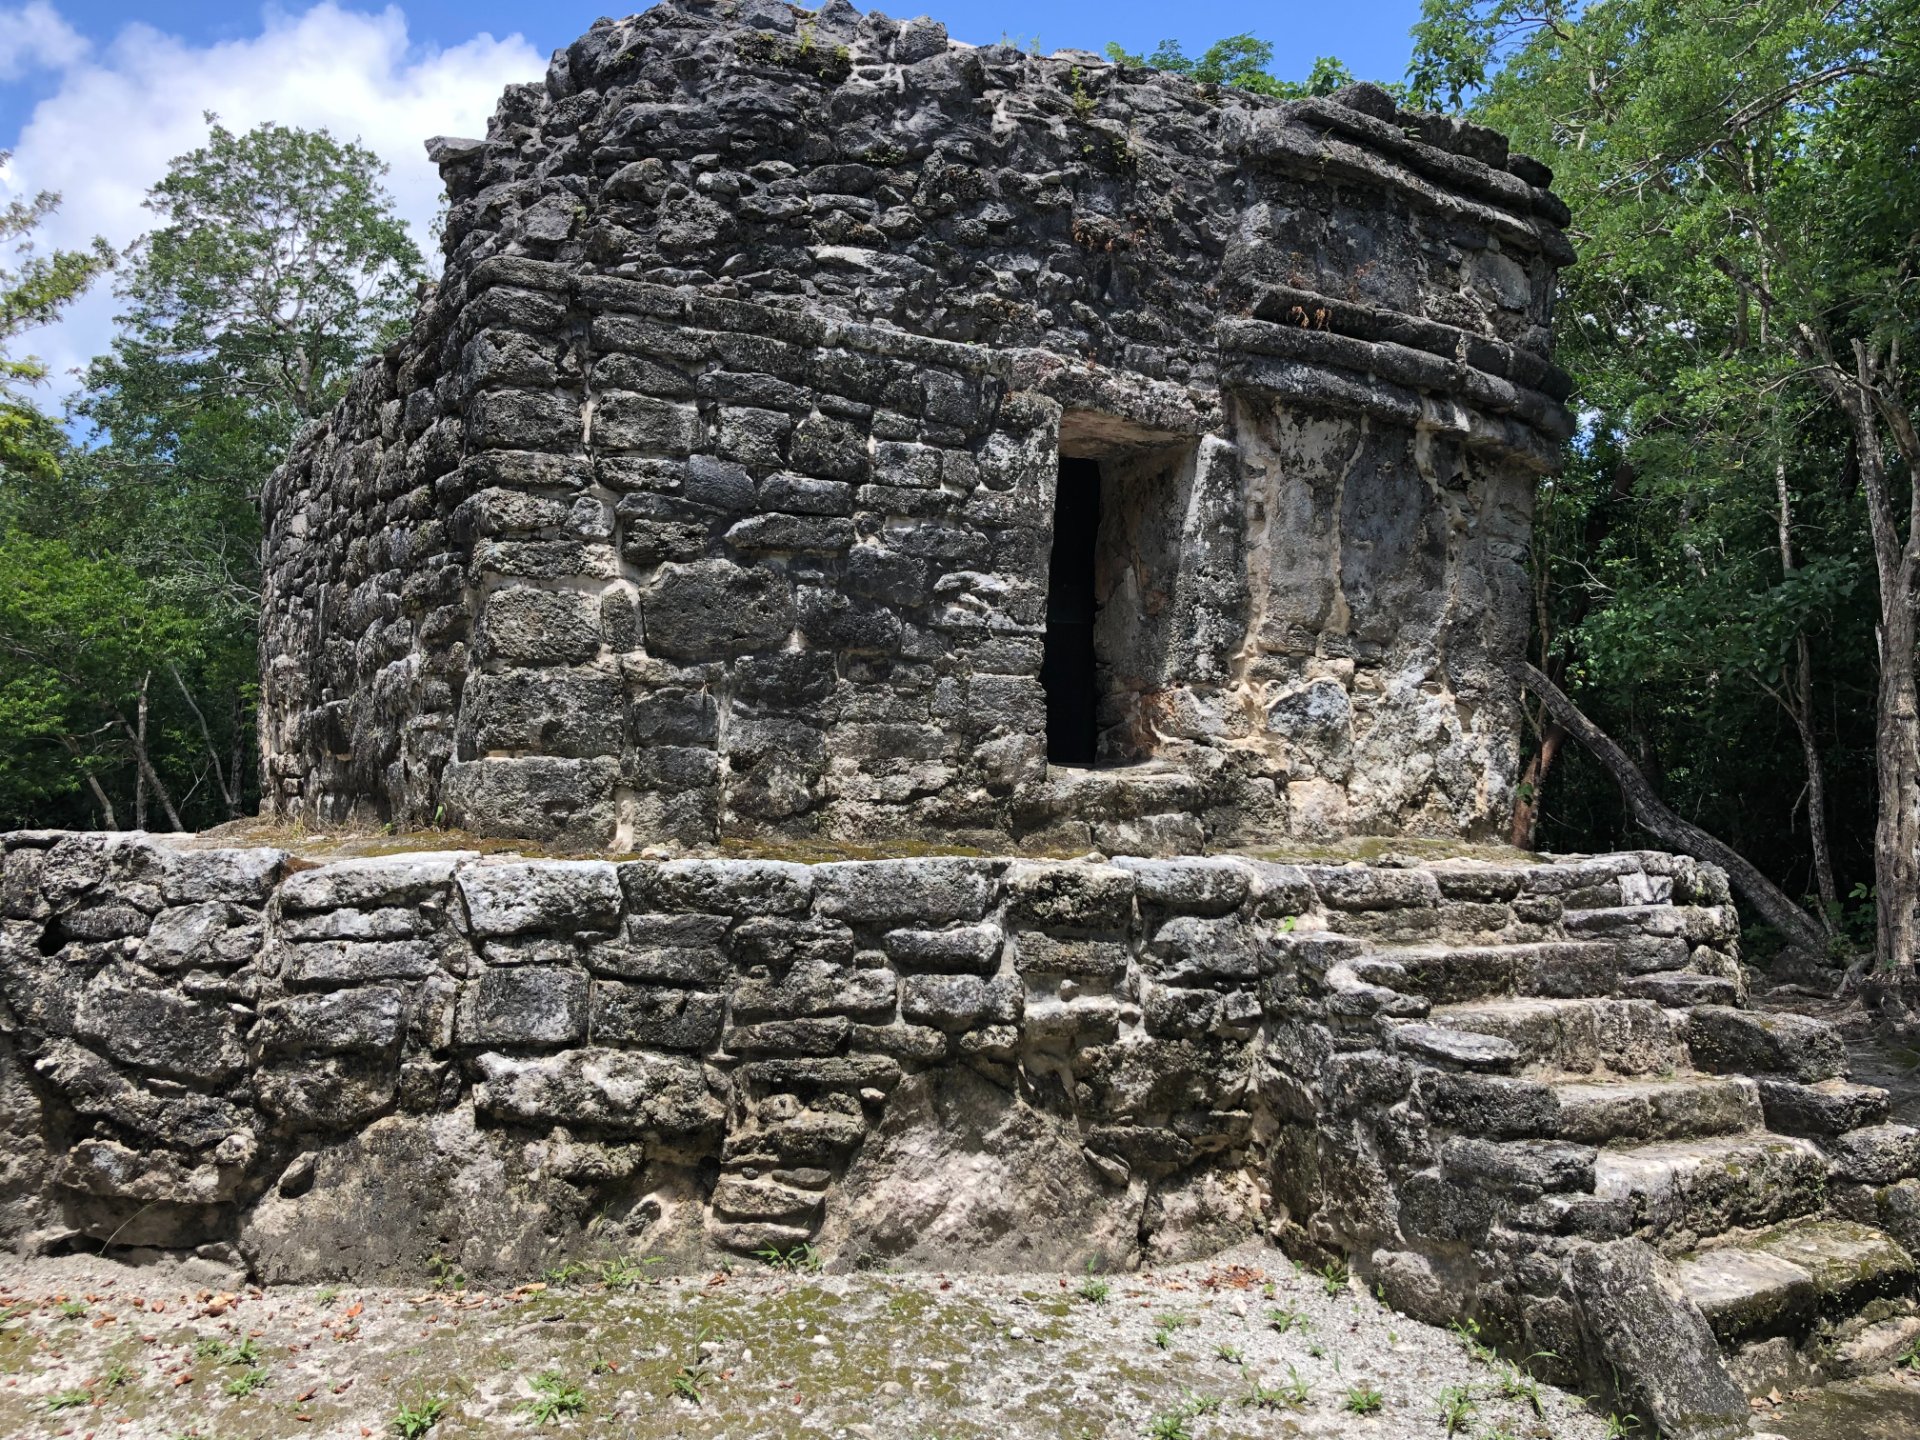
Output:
[[4, 6, 1919, 1436]]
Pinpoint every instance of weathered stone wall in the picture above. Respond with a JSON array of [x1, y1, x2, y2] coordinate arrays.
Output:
[[259, 0, 1575, 851], [13, 832, 1920, 1435], [0, 831, 1705, 1274]]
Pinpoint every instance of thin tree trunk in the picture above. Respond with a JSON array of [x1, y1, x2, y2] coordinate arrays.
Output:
[[134, 671, 149, 830], [60, 735, 117, 830], [1518, 661, 1831, 957], [1510, 718, 1566, 849], [1773, 453, 1841, 924], [167, 662, 239, 817], [111, 707, 184, 831]]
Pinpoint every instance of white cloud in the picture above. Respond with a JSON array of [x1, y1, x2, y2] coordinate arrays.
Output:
[[0, 1, 88, 80], [2, 3, 543, 401]]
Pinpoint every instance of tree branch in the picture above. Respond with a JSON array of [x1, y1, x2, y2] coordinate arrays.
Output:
[[1516, 661, 1831, 957]]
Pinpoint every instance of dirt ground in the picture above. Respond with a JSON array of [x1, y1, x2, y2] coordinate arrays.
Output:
[[0, 1242, 1617, 1440]]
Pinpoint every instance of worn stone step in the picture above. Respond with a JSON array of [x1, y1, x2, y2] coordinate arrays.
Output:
[[1592, 1132, 1830, 1244], [1417, 1071, 1763, 1145], [1676, 1218, 1915, 1350], [1351, 939, 1624, 1004], [1422, 995, 1687, 1075], [1759, 1077, 1892, 1139], [1551, 1075, 1762, 1145], [1621, 970, 1741, 1008]]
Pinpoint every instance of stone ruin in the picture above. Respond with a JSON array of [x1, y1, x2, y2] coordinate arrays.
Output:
[[256, 0, 1572, 852], [3, 7, 1919, 1437]]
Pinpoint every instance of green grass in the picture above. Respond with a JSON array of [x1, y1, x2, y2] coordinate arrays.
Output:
[[1438, 1383, 1476, 1435], [45, 1389, 92, 1413], [222, 1368, 270, 1397]]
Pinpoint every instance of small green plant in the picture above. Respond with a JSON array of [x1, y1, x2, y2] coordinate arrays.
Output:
[[753, 1242, 823, 1273], [1076, 1258, 1110, 1303], [46, 1389, 92, 1413], [425, 1252, 467, 1290], [1898, 1333, 1920, 1369], [543, 1260, 592, 1287], [669, 1366, 703, 1403], [1070, 66, 1097, 122], [1451, 1315, 1496, 1364], [597, 1256, 663, 1289], [1266, 1305, 1307, 1334], [57, 1299, 87, 1318], [223, 1368, 270, 1397], [1343, 1383, 1384, 1414], [1246, 1364, 1311, 1408], [196, 1336, 262, 1368], [1319, 1259, 1350, 1297], [525, 1371, 586, 1424], [1438, 1384, 1477, 1435], [390, 1397, 448, 1438], [1143, 1413, 1191, 1440], [1216, 1342, 1243, 1364], [1602, 1413, 1642, 1439], [313, 1287, 341, 1307], [101, 1361, 136, 1388], [1497, 1362, 1545, 1416], [1185, 1393, 1222, 1416]]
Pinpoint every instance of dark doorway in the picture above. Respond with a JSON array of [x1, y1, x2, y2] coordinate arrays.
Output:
[[1042, 458, 1101, 765]]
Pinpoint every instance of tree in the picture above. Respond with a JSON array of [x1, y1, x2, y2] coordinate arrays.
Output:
[[0, 155, 112, 484], [1103, 36, 1370, 100], [1409, 1, 1920, 979], [0, 119, 427, 832]]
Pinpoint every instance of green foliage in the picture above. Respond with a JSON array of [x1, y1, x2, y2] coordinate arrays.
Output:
[[0, 118, 422, 834], [1343, 1383, 1385, 1414], [390, 1397, 448, 1438], [1103, 35, 1381, 100], [525, 1370, 586, 1424], [1405, 0, 1920, 920]]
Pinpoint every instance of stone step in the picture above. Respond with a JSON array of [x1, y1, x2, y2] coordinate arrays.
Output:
[[1421, 995, 1687, 1075], [1417, 1071, 1764, 1145], [1621, 969, 1741, 1008], [1349, 939, 1626, 1004], [1592, 1132, 1830, 1245], [1675, 1218, 1916, 1351], [1551, 1075, 1763, 1146]]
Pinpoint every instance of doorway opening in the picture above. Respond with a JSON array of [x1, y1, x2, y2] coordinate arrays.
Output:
[[1042, 457, 1101, 765]]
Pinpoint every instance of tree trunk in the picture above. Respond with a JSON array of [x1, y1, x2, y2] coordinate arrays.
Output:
[[134, 671, 150, 830], [1871, 572, 1920, 974], [1510, 717, 1566, 850], [113, 707, 184, 832], [1518, 661, 1831, 958], [1773, 453, 1841, 923], [167, 662, 239, 817], [61, 735, 117, 830]]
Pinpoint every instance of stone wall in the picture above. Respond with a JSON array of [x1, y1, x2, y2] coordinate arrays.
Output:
[[259, 0, 1575, 852], [13, 832, 1920, 1435]]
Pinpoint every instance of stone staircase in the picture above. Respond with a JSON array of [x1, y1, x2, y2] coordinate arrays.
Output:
[[1288, 872, 1920, 1437]]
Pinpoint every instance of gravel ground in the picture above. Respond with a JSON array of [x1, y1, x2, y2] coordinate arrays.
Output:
[[0, 1242, 1616, 1440]]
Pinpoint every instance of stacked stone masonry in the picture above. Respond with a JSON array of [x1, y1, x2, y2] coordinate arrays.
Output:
[[4, 832, 1919, 1436], [260, 0, 1576, 851]]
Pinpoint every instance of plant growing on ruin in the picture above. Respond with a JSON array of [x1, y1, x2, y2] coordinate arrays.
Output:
[[1343, 1383, 1384, 1414], [1318, 1260, 1349, 1297], [1259, 1305, 1305, 1344], [1437, 1384, 1477, 1434], [524, 1371, 586, 1424], [222, 1367, 270, 1397], [390, 1397, 447, 1438], [754, 1242, 824, 1273], [101, 1362, 136, 1388], [1142, 1413, 1191, 1440], [1215, 1342, 1243, 1364], [45, 1389, 92, 1412]]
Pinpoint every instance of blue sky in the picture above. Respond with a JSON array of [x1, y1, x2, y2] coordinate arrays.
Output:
[[0, 1, 1427, 395], [6, 1, 1429, 146]]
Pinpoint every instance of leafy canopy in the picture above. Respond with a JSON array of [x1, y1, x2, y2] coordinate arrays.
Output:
[[1103, 35, 1368, 99]]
